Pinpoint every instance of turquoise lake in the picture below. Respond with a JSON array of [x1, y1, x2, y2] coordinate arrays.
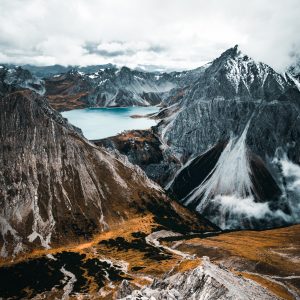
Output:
[[62, 106, 160, 140]]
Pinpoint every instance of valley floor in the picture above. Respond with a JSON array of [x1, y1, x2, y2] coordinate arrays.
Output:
[[0, 215, 299, 299]]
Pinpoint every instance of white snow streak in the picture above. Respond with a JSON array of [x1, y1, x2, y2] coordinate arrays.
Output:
[[60, 266, 77, 300], [184, 121, 252, 211]]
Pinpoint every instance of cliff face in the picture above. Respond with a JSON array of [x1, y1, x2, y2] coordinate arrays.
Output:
[[0, 90, 215, 258]]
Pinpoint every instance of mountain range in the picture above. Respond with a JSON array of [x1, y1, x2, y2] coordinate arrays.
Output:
[[0, 62, 208, 110], [94, 45, 300, 230], [0, 45, 300, 299]]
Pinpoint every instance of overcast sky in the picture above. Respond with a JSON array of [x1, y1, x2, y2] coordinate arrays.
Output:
[[0, 0, 299, 71]]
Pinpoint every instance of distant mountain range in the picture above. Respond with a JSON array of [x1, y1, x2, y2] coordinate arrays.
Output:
[[0, 62, 208, 109], [1, 63, 117, 78]]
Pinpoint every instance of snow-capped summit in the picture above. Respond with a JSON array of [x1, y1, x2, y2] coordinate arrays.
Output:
[[178, 45, 296, 106]]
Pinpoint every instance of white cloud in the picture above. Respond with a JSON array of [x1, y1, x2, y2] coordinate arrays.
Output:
[[0, 0, 299, 71]]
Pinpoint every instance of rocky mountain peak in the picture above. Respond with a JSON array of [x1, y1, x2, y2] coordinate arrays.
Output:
[[66, 68, 84, 78], [219, 44, 242, 59], [209, 45, 255, 72], [157, 46, 300, 230], [180, 45, 297, 103], [119, 66, 131, 73], [0, 65, 45, 96]]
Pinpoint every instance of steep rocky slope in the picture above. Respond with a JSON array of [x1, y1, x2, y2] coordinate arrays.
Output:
[[0, 90, 216, 259], [154, 45, 300, 229]]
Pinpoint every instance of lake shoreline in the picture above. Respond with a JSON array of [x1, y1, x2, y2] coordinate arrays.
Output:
[[62, 106, 160, 140]]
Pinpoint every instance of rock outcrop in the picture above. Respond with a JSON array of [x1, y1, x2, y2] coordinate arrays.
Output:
[[94, 130, 180, 186], [120, 257, 279, 300]]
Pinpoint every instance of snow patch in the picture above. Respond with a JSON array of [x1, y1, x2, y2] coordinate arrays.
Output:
[[88, 73, 98, 79], [60, 266, 77, 300], [98, 78, 108, 85], [134, 75, 144, 81]]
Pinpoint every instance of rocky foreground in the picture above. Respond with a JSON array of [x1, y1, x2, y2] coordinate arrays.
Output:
[[0, 217, 299, 299]]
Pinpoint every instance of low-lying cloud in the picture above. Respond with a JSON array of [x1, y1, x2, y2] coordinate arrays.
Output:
[[0, 0, 299, 71], [84, 41, 165, 58]]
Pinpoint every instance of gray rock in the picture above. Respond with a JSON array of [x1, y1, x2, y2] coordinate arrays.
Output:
[[121, 257, 279, 300], [157, 45, 300, 229]]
